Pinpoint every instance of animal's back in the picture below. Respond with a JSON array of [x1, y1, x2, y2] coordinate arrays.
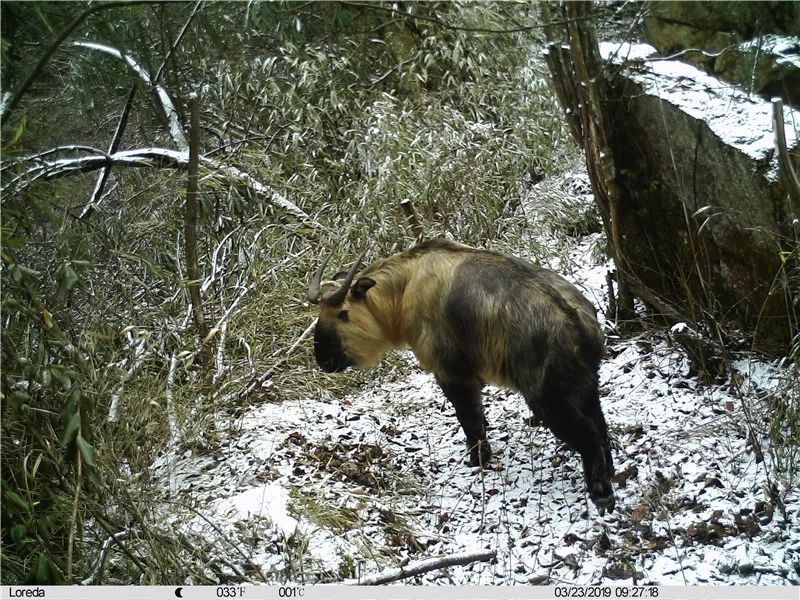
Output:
[[398, 241, 603, 390]]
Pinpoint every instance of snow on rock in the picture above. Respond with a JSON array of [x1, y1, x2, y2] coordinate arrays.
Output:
[[598, 41, 800, 181], [739, 35, 800, 70]]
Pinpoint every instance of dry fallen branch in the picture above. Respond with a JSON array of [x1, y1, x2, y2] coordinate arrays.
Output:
[[343, 549, 496, 585]]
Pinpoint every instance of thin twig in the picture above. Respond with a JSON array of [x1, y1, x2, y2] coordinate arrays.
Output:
[[210, 284, 254, 338], [202, 225, 243, 293], [80, 529, 133, 585], [239, 319, 316, 399], [0, 1, 162, 124], [81, 85, 137, 220]]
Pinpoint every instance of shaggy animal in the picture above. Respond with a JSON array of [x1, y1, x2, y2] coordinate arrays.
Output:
[[307, 239, 615, 514]]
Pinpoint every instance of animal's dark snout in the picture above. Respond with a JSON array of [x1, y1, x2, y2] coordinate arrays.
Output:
[[317, 355, 349, 373], [313, 321, 352, 373]]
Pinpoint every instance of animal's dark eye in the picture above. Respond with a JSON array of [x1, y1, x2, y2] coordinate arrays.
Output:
[[337, 310, 349, 322]]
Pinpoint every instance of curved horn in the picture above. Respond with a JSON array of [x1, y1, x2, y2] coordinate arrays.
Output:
[[323, 249, 367, 307], [307, 255, 332, 304]]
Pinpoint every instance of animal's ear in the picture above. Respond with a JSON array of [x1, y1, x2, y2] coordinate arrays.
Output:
[[351, 277, 376, 300]]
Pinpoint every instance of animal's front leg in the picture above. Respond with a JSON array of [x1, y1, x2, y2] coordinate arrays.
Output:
[[435, 374, 491, 467]]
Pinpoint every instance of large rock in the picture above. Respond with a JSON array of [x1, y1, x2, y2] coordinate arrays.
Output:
[[715, 36, 800, 106], [599, 42, 800, 351], [643, 1, 800, 106], [644, 1, 800, 50]]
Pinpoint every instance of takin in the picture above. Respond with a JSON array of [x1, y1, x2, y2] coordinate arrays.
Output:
[[307, 239, 615, 515]]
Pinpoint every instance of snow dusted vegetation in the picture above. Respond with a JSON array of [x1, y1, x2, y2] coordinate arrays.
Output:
[[149, 175, 799, 587]]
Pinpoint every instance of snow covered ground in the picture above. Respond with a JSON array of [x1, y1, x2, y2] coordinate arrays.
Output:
[[151, 227, 799, 586]]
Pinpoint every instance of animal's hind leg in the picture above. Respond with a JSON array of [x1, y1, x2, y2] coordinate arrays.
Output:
[[528, 374, 615, 514], [584, 390, 615, 481], [435, 374, 491, 467]]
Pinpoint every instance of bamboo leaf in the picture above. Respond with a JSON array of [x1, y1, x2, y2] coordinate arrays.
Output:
[[60, 263, 79, 294], [61, 412, 81, 447], [76, 435, 97, 469], [10, 524, 27, 544], [5, 490, 31, 514], [35, 553, 51, 583]]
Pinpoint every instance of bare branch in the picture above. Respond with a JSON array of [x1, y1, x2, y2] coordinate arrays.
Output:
[[2, 148, 189, 193], [343, 549, 497, 585], [772, 97, 800, 222], [72, 40, 189, 151], [17, 145, 111, 161], [81, 86, 137, 220], [186, 94, 211, 371], [0, 1, 163, 125], [153, 1, 203, 86], [3, 147, 318, 225]]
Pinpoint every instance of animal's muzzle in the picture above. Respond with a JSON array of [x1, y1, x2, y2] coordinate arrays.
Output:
[[316, 355, 351, 373], [313, 321, 353, 372]]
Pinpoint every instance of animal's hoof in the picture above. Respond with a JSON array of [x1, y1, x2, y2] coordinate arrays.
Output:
[[586, 457, 615, 516], [591, 489, 615, 516], [468, 440, 492, 467]]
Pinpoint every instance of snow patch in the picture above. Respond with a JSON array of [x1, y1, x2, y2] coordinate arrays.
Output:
[[223, 483, 298, 536]]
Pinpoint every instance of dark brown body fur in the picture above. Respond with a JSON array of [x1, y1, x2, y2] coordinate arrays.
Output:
[[312, 239, 615, 514]]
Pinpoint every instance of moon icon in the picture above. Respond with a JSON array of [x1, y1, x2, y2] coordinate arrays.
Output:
[[175, 587, 184, 598]]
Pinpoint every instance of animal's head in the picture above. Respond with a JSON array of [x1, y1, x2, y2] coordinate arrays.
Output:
[[307, 250, 384, 372]]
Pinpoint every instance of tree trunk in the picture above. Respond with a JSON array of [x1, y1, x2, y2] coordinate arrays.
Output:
[[185, 94, 210, 371], [543, 0, 635, 320]]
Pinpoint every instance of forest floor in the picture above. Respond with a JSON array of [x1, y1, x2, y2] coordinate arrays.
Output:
[[152, 204, 799, 587]]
